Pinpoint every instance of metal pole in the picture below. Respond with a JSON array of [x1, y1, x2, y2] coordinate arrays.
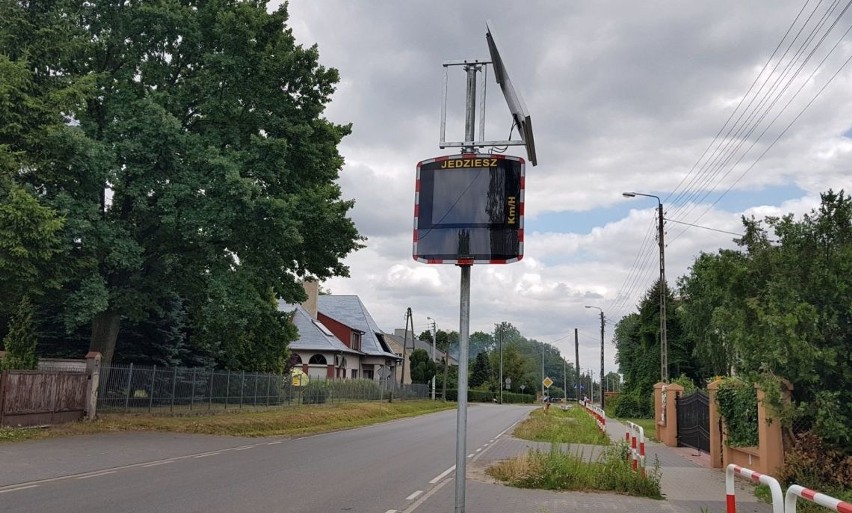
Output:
[[600, 311, 605, 410], [455, 62, 477, 513], [498, 325, 503, 404], [563, 360, 567, 403], [148, 365, 156, 413], [124, 363, 133, 412], [190, 367, 196, 410], [456, 264, 471, 513], [541, 342, 545, 399], [658, 201, 668, 383], [431, 321, 436, 401], [574, 329, 580, 402]]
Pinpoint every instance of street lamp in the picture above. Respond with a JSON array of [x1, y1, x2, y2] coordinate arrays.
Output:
[[585, 305, 605, 410], [622, 191, 668, 383], [427, 317, 437, 400]]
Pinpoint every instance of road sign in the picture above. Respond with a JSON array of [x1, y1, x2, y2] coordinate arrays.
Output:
[[542, 377, 553, 388], [413, 154, 525, 264], [504, 377, 511, 389]]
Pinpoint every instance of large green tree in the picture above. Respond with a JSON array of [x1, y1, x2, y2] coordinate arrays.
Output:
[[409, 348, 436, 385], [0, 0, 361, 369]]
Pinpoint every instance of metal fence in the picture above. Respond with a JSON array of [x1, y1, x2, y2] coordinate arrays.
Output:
[[97, 364, 430, 413]]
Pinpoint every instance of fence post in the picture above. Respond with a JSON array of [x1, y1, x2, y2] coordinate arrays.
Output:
[[0, 371, 6, 426], [170, 368, 177, 413], [225, 370, 230, 409], [190, 367, 196, 410], [84, 352, 101, 420], [239, 371, 244, 409], [725, 464, 783, 513], [124, 363, 134, 412], [148, 365, 156, 413], [253, 373, 258, 406], [208, 370, 214, 411], [265, 373, 271, 407]]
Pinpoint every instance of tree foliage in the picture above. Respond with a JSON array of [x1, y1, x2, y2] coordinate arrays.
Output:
[[470, 351, 491, 388], [0, 0, 361, 370], [409, 348, 436, 385], [1, 296, 38, 370]]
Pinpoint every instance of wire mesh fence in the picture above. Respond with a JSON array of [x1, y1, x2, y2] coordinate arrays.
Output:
[[97, 364, 431, 414]]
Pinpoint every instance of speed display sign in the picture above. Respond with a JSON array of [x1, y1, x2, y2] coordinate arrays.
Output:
[[413, 154, 525, 264]]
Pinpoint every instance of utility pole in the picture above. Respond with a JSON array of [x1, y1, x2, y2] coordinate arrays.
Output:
[[585, 306, 605, 409], [574, 328, 580, 402], [401, 308, 412, 386], [427, 317, 437, 400], [623, 192, 668, 382]]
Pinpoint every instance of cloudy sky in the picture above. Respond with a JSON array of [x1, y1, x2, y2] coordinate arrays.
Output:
[[281, 1, 852, 377]]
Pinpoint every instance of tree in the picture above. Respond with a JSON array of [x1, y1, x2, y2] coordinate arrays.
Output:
[[470, 351, 491, 388], [1, 296, 38, 370], [409, 348, 436, 385], [0, 1, 361, 368]]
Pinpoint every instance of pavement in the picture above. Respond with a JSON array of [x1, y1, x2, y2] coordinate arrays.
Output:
[[410, 409, 774, 513]]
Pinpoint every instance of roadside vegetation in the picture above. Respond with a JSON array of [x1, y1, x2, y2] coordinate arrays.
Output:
[[488, 405, 661, 499], [513, 405, 609, 445], [0, 400, 454, 443]]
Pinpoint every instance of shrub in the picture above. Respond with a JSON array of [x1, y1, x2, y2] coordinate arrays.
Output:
[[1, 297, 38, 370], [614, 391, 652, 418], [716, 378, 758, 447], [302, 381, 328, 404]]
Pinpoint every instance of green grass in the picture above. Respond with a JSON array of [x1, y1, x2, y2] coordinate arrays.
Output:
[[620, 417, 657, 441], [0, 400, 455, 443], [513, 406, 610, 445], [487, 443, 662, 498]]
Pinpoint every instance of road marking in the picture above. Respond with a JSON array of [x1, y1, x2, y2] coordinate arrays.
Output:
[[406, 491, 423, 500], [192, 452, 220, 458], [77, 471, 116, 479], [475, 448, 483, 452], [233, 445, 253, 451], [429, 466, 454, 484], [384, 510, 398, 513], [142, 461, 174, 467], [467, 454, 474, 458], [0, 485, 38, 494], [267, 441, 284, 445], [401, 476, 452, 513]]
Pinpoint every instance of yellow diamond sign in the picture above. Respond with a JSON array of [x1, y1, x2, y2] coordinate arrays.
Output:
[[542, 377, 553, 388]]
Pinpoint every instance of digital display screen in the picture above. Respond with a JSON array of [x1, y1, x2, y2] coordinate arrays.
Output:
[[414, 155, 524, 263]]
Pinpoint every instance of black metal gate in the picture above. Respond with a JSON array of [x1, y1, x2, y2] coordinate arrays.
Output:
[[676, 389, 710, 452]]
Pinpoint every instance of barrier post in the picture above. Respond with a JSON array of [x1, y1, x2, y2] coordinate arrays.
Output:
[[624, 421, 646, 476], [785, 484, 852, 513], [725, 464, 783, 513]]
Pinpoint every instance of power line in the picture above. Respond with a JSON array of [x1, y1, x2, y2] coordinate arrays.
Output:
[[664, 218, 744, 237]]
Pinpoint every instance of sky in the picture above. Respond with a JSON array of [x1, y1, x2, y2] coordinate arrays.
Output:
[[281, 1, 852, 378]]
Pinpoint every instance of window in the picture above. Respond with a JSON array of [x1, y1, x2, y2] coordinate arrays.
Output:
[[351, 369, 358, 379], [363, 369, 374, 380], [351, 332, 362, 351], [309, 354, 327, 365]]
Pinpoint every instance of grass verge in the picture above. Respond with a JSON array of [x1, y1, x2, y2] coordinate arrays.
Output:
[[513, 406, 610, 445], [620, 417, 657, 442], [0, 400, 455, 443], [487, 443, 662, 498]]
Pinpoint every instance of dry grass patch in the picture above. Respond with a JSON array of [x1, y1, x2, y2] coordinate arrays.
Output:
[[0, 401, 455, 442]]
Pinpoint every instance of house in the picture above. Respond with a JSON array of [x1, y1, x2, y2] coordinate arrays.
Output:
[[280, 282, 401, 382], [384, 329, 459, 385]]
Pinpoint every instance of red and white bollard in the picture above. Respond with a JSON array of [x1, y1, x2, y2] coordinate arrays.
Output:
[[624, 421, 646, 476], [725, 464, 784, 513], [785, 484, 852, 513]]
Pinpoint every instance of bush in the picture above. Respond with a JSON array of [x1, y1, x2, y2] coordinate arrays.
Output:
[[614, 391, 653, 418], [780, 431, 852, 492], [302, 382, 328, 404], [1, 297, 38, 370], [716, 378, 758, 447]]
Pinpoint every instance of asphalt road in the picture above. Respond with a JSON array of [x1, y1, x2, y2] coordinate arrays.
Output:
[[0, 403, 535, 513]]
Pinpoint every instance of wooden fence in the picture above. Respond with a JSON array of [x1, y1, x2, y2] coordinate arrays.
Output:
[[0, 370, 88, 427]]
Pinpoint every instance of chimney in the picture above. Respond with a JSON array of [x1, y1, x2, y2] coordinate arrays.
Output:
[[302, 280, 319, 319]]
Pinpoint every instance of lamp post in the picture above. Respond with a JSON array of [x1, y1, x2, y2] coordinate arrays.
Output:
[[622, 191, 668, 383], [427, 317, 437, 400], [585, 305, 605, 410]]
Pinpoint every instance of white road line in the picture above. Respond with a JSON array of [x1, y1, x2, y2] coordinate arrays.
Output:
[[233, 445, 253, 451], [77, 471, 116, 480], [475, 448, 483, 452], [0, 485, 38, 494], [267, 441, 284, 445], [405, 491, 423, 501], [467, 454, 474, 458], [192, 452, 220, 458], [401, 477, 452, 513], [384, 510, 398, 513], [142, 461, 174, 467], [429, 466, 455, 484]]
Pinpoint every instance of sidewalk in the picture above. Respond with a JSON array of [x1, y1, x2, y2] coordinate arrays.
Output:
[[411, 410, 773, 513]]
